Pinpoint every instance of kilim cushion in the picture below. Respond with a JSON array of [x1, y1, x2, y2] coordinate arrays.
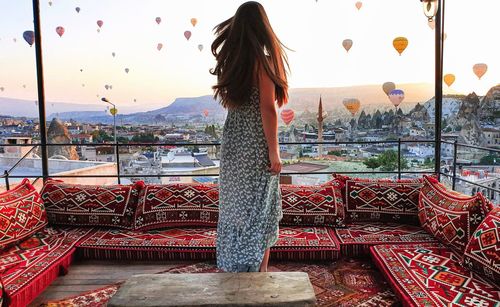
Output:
[[0, 178, 35, 203], [335, 222, 437, 257], [463, 206, 500, 284], [41, 180, 144, 229], [334, 174, 422, 225], [134, 183, 219, 230], [0, 179, 48, 251], [418, 175, 493, 253], [0, 227, 93, 307], [370, 243, 500, 307], [76, 226, 340, 261], [280, 181, 345, 227]]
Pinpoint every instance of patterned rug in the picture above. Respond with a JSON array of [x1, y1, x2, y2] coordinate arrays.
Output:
[[40, 259, 399, 307]]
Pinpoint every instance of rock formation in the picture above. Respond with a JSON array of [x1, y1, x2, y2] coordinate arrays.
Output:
[[481, 84, 500, 125], [47, 118, 79, 160], [453, 93, 485, 146]]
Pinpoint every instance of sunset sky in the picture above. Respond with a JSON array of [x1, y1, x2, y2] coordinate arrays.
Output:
[[0, 0, 498, 111]]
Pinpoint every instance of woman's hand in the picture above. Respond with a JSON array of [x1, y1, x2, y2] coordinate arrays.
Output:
[[268, 150, 282, 175]]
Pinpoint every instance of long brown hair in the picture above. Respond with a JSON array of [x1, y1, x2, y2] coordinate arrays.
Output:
[[210, 1, 289, 109]]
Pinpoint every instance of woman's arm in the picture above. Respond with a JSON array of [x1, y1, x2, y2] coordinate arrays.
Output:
[[258, 65, 282, 175]]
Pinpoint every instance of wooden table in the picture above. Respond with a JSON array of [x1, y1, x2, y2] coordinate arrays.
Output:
[[108, 272, 316, 307]]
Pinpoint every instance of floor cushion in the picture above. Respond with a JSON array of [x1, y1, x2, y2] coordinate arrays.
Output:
[[335, 222, 437, 257], [0, 178, 35, 203], [41, 180, 144, 229], [370, 243, 500, 307], [418, 175, 493, 253], [0, 227, 93, 307], [463, 206, 500, 284], [334, 174, 422, 225], [76, 226, 340, 261], [280, 181, 345, 227], [0, 178, 48, 250], [134, 183, 219, 231]]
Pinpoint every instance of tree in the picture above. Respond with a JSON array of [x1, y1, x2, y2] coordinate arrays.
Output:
[[363, 157, 381, 170], [377, 150, 409, 171], [480, 154, 500, 165], [328, 151, 342, 157]]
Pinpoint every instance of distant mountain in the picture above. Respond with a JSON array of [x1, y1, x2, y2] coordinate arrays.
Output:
[[0, 83, 457, 124], [50, 95, 225, 124], [288, 83, 439, 112], [0, 97, 145, 118]]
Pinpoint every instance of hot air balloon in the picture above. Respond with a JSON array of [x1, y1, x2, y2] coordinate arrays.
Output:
[[355, 1, 362, 10], [382, 82, 396, 96], [198, 44, 203, 52], [48, 1, 52, 6], [110, 107, 118, 116], [155, 17, 161, 25], [388, 89, 405, 108], [125, 68, 129, 74], [281, 109, 295, 126], [56, 26, 65, 37], [444, 74, 455, 87], [97, 20, 103, 28], [473, 63, 487, 79], [342, 39, 353, 52], [203, 109, 209, 117], [23, 84, 26, 89], [184, 31, 192, 41], [23, 31, 35, 46], [342, 98, 361, 116], [190, 18, 197, 27], [13, 38, 17, 42], [80, 68, 83, 72], [133, 99, 137, 102], [104, 85, 109, 90], [112, 52, 116, 57], [392, 37, 408, 56], [81, 83, 85, 87], [109, 85, 113, 90], [75, 7, 80, 13], [0, 87, 4, 92], [157, 43, 163, 51]]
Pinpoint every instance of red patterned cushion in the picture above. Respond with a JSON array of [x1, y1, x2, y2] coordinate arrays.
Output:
[[134, 183, 219, 230], [418, 175, 493, 252], [280, 181, 345, 227], [0, 179, 34, 203], [335, 222, 437, 257], [334, 174, 422, 225], [76, 226, 340, 261], [371, 243, 500, 307], [41, 180, 144, 229], [0, 227, 93, 307], [0, 179, 48, 251], [463, 206, 500, 284]]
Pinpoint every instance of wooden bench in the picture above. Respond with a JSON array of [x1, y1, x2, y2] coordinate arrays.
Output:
[[108, 272, 316, 306]]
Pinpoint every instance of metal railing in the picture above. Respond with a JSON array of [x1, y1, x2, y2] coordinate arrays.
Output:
[[1, 139, 498, 202], [1, 138, 434, 185], [0, 145, 39, 190], [440, 140, 500, 196]]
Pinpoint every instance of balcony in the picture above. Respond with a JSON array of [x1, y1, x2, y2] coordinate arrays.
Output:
[[0, 0, 498, 306]]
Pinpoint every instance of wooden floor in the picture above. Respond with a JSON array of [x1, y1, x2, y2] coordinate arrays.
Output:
[[29, 260, 197, 306]]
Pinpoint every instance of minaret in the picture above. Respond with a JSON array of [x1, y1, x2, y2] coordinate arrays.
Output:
[[317, 95, 326, 158]]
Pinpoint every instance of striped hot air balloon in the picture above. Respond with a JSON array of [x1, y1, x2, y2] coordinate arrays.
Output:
[[281, 109, 295, 126]]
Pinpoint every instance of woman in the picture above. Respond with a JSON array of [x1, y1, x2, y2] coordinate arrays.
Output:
[[211, 1, 289, 272]]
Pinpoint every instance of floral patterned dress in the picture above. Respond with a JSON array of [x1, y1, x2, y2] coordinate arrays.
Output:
[[216, 87, 283, 272]]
